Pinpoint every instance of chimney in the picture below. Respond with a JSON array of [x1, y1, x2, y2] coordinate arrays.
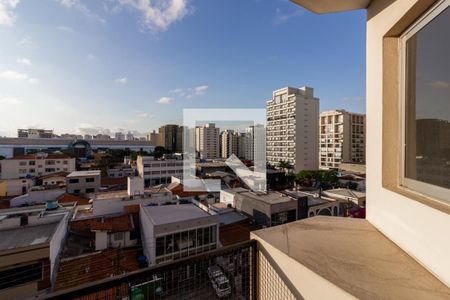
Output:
[[127, 176, 144, 196]]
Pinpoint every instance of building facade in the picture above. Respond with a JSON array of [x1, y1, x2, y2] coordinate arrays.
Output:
[[266, 86, 320, 172], [158, 125, 183, 153], [319, 110, 366, 169], [140, 204, 219, 265], [66, 170, 101, 195], [17, 128, 54, 139], [196, 123, 220, 159], [0, 153, 76, 179], [136, 156, 184, 186]]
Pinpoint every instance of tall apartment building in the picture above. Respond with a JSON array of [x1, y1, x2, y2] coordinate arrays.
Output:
[[319, 110, 366, 169], [266, 86, 319, 172], [195, 123, 220, 159], [17, 128, 54, 139], [147, 130, 160, 146], [244, 124, 265, 162], [220, 130, 238, 158], [158, 125, 183, 153], [0, 153, 76, 179]]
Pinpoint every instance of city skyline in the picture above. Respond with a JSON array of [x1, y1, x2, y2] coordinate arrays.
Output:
[[0, 0, 366, 137]]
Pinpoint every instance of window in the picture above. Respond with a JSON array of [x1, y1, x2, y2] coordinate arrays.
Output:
[[113, 232, 124, 241], [69, 178, 79, 184], [19, 161, 27, 166], [85, 188, 95, 193], [401, 1, 450, 203], [156, 237, 165, 256], [0, 263, 43, 290], [85, 177, 95, 183], [29, 161, 35, 166]]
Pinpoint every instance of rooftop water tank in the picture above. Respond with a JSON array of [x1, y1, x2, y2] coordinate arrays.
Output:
[[46, 199, 59, 210]]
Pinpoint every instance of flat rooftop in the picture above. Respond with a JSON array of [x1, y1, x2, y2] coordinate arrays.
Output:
[[142, 204, 211, 226], [221, 187, 249, 194], [322, 188, 365, 199], [0, 221, 61, 251], [239, 191, 295, 204], [67, 170, 101, 177], [94, 187, 171, 200], [252, 216, 450, 299]]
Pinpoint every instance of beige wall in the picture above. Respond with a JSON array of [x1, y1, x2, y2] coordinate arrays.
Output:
[[366, 0, 450, 286]]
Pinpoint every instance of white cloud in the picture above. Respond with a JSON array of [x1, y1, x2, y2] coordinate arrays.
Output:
[[17, 57, 32, 66], [0, 70, 38, 84], [0, 0, 20, 27], [0, 96, 21, 104], [158, 96, 172, 104], [19, 36, 37, 48], [56, 0, 106, 24], [119, 0, 192, 32], [194, 85, 208, 96], [0, 70, 28, 80], [430, 81, 450, 89], [115, 77, 127, 84], [273, 7, 304, 25], [170, 85, 208, 98], [57, 25, 75, 33]]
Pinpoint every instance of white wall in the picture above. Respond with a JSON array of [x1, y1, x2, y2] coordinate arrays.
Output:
[[10, 189, 65, 207], [92, 193, 173, 216], [49, 214, 69, 277], [139, 208, 154, 263], [366, 0, 450, 286], [95, 231, 108, 250], [220, 190, 236, 207]]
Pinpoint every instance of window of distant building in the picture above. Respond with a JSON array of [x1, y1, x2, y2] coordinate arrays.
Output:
[[401, 0, 450, 203], [85, 177, 95, 183], [69, 178, 79, 184]]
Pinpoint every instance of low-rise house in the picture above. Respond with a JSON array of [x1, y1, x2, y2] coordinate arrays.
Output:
[[140, 204, 219, 265], [322, 188, 366, 207], [91, 176, 174, 216], [0, 204, 71, 299], [70, 214, 137, 251], [285, 190, 340, 218], [0, 178, 33, 196], [0, 153, 75, 180], [66, 170, 101, 196], [136, 156, 184, 186], [224, 189, 298, 228], [39, 171, 70, 186]]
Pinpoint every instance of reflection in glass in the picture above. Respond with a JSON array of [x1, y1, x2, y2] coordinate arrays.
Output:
[[405, 7, 450, 190]]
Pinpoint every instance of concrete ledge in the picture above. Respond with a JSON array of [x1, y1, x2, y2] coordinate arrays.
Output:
[[251, 216, 450, 299]]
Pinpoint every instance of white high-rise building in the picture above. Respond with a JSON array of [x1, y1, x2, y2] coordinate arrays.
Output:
[[319, 110, 366, 169], [266, 86, 319, 172], [220, 130, 236, 158], [244, 124, 265, 162], [195, 123, 220, 159]]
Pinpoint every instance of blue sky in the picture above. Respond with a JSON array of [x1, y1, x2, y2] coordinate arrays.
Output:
[[0, 0, 366, 137]]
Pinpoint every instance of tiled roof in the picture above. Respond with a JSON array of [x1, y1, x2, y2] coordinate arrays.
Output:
[[58, 193, 90, 205], [101, 177, 127, 186], [71, 214, 134, 233], [39, 171, 70, 180], [54, 247, 141, 291]]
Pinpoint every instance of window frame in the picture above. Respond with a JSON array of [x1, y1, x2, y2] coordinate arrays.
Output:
[[399, 0, 450, 204]]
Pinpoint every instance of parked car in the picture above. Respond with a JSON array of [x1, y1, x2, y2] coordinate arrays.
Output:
[[207, 265, 231, 298]]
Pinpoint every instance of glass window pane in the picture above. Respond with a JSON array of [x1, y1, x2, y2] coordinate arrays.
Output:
[[203, 227, 210, 245], [405, 7, 450, 191]]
